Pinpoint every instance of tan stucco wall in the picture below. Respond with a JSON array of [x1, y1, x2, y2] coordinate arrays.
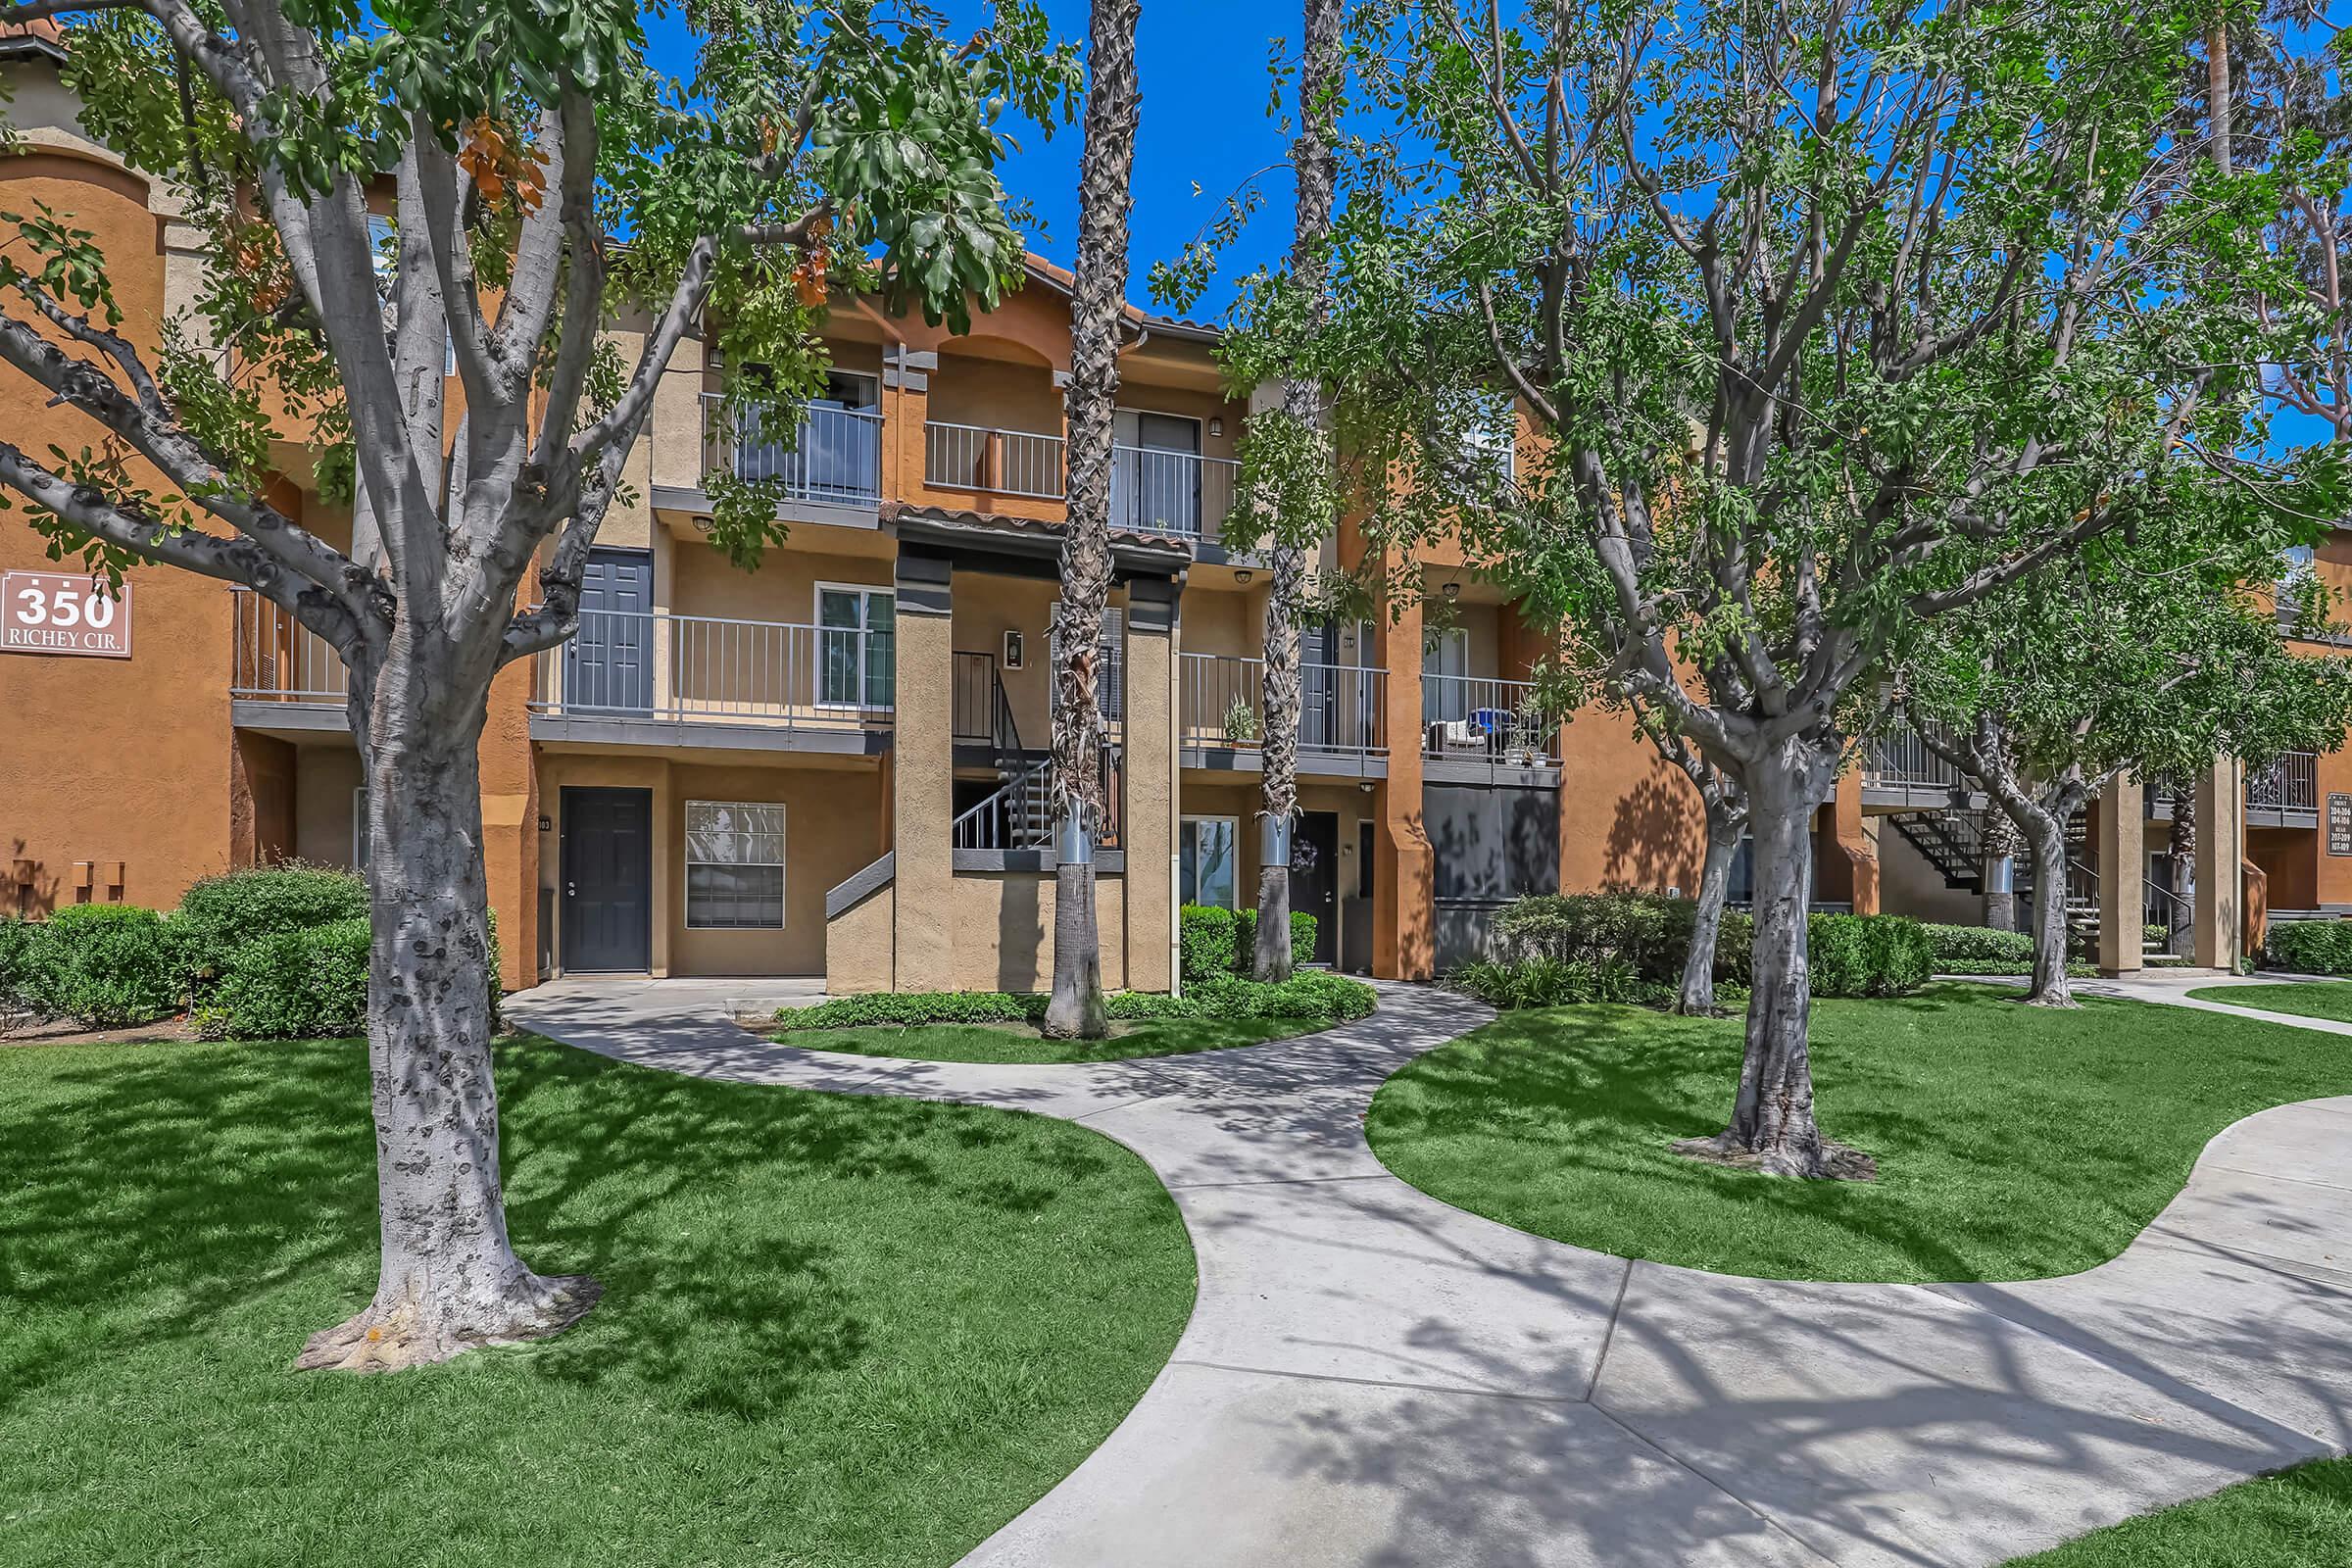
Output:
[[826, 880, 895, 992], [293, 747, 365, 865], [954, 871, 1127, 992], [952, 574, 1073, 751], [893, 598, 956, 989], [666, 760, 885, 976], [1556, 702, 1705, 896]]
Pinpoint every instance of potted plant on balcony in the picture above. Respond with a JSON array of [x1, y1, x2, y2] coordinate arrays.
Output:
[[1224, 696, 1262, 745], [1507, 700, 1548, 766]]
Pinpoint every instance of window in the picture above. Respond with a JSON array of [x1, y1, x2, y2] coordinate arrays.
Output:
[[685, 801, 785, 929], [1180, 816, 1239, 908], [817, 584, 894, 709]]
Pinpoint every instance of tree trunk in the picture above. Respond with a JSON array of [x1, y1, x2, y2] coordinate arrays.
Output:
[[2170, 792, 2196, 959], [1981, 809, 2020, 933], [1697, 741, 1842, 1178], [1675, 801, 1742, 1015], [298, 672, 595, 1372], [1044, 0, 1140, 1039], [2016, 801, 2077, 1006]]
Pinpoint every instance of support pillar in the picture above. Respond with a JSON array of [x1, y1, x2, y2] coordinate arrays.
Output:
[[1374, 580, 1434, 979], [893, 550, 956, 991], [2194, 758, 2245, 970], [2095, 775, 2143, 977], [1124, 575, 1181, 992]]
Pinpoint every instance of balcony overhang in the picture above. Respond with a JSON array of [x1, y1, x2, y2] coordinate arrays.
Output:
[[230, 699, 350, 743], [887, 504, 1195, 578], [1424, 757, 1563, 788], [651, 485, 883, 532], [528, 711, 893, 757], [1181, 745, 1388, 781]]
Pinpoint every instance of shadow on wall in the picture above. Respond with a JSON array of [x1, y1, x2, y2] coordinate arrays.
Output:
[[998, 875, 1045, 993], [8, 840, 62, 917], [1603, 773, 1703, 894]]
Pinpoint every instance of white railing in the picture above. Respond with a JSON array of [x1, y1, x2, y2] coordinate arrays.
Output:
[[531, 609, 893, 727], [2247, 752, 2320, 816], [229, 587, 348, 704], [1111, 445, 1240, 542], [701, 394, 883, 505], [1180, 653, 1388, 756], [924, 420, 1067, 500], [1421, 674, 1556, 765]]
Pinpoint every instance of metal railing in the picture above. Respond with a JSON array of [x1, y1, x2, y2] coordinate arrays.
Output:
[[530, 609, 893, 726], [1179, 653, 1388, 756], [952, 748, 1123, 853], [2247, 752, 2320, 817], [701, 394, 883, 504], [229, 587, 348, 704], [1864, 719, 1970, 794], [1421, 674, 1557, 765], [1111, 444, 1240, 542], [952, 651, 1022, 750], [925, 420, 1067, 500]]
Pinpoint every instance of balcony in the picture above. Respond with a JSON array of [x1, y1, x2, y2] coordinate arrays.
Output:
[[1421, 674, 1559, 781], [528, 609, 892, 755], [1113, 445, 1240, 545], [2246, 752, 2320, 826], [925, 421, 1067, 501], [1179, 653, 1388, 777], [1861, 719, 1976, 808], [701, 394, 883, 509], [229, 588, 349, 734]]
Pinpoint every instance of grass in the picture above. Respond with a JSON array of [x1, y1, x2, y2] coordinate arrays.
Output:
[[1366, 983, 2352, 1283], [2001, 1457, 2352, 1565], [784, 1014, 1328, 1064], [0, 1033, 1195, 1568], [2188, 981, 2352, 1023]]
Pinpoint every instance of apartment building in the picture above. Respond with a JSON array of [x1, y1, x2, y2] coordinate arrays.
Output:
[[1, 32, 2291, 990]]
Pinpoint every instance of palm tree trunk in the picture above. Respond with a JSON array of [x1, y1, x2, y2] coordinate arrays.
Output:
[[1044, 0, 1141, 1039], [1252, 0, 1342, 983], [2170, 790, 2196, 958], [1980, 808, 2021, 933]]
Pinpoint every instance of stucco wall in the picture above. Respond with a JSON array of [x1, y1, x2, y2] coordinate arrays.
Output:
[[293, 748, 365, 865], [826, 880, 895, 993], [953, 871, 1127, 992]]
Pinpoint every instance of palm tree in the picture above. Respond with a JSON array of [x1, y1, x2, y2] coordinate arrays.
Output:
[[1044, 0, 1142, 1038], [1252, 0, 1344, 981]]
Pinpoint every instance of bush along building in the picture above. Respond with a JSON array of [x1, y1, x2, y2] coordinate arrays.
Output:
[[0, 33, 2308, 991]]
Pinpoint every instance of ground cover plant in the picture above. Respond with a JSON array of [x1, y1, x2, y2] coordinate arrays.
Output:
[[1998, 1457, 2352, 1567], [1367, 985, 2352, 1282], [797, 1016, 1326, 1066], [0, 1033, 1192, 1567]]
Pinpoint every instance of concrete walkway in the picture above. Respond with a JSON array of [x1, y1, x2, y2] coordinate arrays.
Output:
[[510, 977, 2352, 1568]]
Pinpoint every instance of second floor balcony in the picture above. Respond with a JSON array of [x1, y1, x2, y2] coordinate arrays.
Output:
[[529, 608, 892, 755], [702, 394, 883, 508], [1422, 674, 1558, 772], [1180, 652, 1388, 773]]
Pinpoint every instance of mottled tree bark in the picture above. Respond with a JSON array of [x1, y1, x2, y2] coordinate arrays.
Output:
[[1980, 808, 2021, 933], [2013, 798, 2079, 1006], [1044, 0, 1140, 1039], [1675, 794, 1745, 1016], [2170, 792, 2197, 958]]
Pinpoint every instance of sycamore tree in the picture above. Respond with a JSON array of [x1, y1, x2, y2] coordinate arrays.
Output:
[[1242, 0, 2296, 1177], [0, 0, 1073, 1369], [1894, 517, 2352, 1006]]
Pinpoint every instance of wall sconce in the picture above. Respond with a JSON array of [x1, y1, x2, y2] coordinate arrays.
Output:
[[1209, 416, 1224, 436], [1442, 580, 1461, 601], [1234, 568, 1254, 586], [1357, 779, 1375, 795]]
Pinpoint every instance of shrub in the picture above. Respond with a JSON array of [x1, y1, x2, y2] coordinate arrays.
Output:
[[1921, 922, 2036, 967], [175, 863, 368, 991], [774, 971, 1377, 1031], [16, 904, 183, 1028], [2260, 919, 2352, 976], [1490, 892, 1754, 987], [776, 991, 1044, 1030], [1806, 912, 1933, 998], [1454, 955, 1657, 1009], [1185, 970, 1378, 1021], [1179, 904, 1318, 982], [197, 918, 370, 1040]]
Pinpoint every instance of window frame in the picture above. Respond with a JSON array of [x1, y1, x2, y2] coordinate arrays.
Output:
[[813, 581, 895, 712], [683, 799, 788, 931], [1180, 814, 1242, 910]]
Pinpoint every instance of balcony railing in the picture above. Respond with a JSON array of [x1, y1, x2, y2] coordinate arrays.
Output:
[[925, 420, 1067, 500], [1112, 444, 1240, 542], [2247, 751, 2320, 818], [701, 394, 883, 505], [530, 609, 892, 729], [1180, 653, 1388, 757], [229, 587, 348, 705], [1421, 674, 1557, 765], [1863, 719, 1970, 795]]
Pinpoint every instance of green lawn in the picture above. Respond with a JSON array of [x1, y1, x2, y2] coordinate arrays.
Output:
[[780, 1015, 1329, 1064], [2188, 981, 2352, 1023], [2001, 1458, 2352, 1565], [1366, 983, 2352, 1282], [0, 1034, 1195, 1567]]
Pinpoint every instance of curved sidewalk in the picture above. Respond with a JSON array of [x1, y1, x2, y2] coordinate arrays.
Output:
[[510, 979, 2352, 1568]]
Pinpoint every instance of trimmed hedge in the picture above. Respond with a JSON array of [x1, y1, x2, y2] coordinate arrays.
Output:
[[197, 918, 370, 1041], [16, 904, 182, 1028], [775, 971, 1377, 1032], [176, 863, 368, 974], [1458, 892, 1931, 1008], [1922, 923, 2035, 966], [2260, 919, 2352, 976], [1178, 905, 1318, 983]]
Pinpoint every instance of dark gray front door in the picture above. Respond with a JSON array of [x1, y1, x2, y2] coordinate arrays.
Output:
[[566, 547, 654, 712], [562, 787, 652, 972], [1294, 809, 1341, 966]]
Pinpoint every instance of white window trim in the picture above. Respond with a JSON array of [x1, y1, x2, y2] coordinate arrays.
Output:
[[813, 581, 893, 712], [684, 799, 787, 931], [1182, 814, 1242, 910], [821, 368, 882, 411]]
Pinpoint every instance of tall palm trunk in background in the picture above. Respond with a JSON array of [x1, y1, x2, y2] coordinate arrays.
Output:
[[1253, 0, 1343, 982], [1980, 808, 2021, 933], [1044, 0, 1141, 1039], [2170, 793, 2197, 958]]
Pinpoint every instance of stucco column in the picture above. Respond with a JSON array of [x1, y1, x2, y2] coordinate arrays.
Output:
[[1817, 775, 1880, 914], [1375, 583, 1435, 980], [2194, 757, 2245, 970], [479, 655, 543, 992], [1123, 576, 1180, 992], [2095, 775, 2144, 977], [893, 550, 956, 991]]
